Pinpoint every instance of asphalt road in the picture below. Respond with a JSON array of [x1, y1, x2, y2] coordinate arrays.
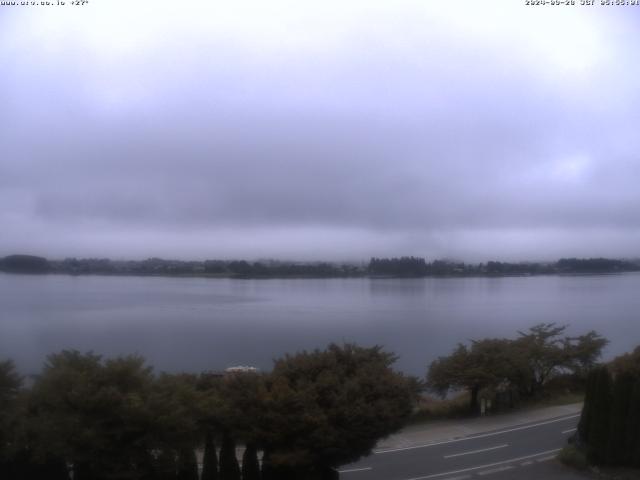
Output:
[[339, 413, 582, 480]]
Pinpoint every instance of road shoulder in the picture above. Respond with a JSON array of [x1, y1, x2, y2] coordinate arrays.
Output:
[[377, 403, 583, 452]]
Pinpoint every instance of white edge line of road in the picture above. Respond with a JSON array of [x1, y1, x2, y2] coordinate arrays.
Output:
[[562, 427, 577, 434], [401, 448, 562, 480], [443, 444, 508, 459], [375, 414, 580, 454], [477, 465, 514, 476], [338, 467, 373, 474]]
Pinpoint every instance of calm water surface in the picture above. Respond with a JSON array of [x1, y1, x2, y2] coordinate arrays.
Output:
[[1, 272, 639, 376]]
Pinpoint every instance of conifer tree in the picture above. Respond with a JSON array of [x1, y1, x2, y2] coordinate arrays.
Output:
[[0, 360, 23, 480], [241, 443, 261, 480], [177, 448, 198, 480], [628, 382, 640, 467], [155, 449, 178, 480], [73, 462, 94, 480], [219, 432, 241, 480], [606, 372, 633, 464], [586, 366, 612, 465], [577, 367, 597, 445], [201, 431, 219, 480]]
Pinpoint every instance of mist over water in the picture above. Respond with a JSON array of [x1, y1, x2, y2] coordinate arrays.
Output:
[[2, 272, 638, 377]]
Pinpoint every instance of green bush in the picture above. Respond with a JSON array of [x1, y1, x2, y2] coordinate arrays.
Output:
[[558, 445, 588, 470], [410, 392, 471, 423]]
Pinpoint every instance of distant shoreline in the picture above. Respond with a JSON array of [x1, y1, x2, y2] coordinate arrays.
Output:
[[2, 271, 638, 280], [1, 253, 639, 280]]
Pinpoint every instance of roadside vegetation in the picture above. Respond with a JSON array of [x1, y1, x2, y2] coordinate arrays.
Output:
[[558, 445, 589, 471], [424, 324, 607, 416], [0, 344, 419, 480], [409, 392, 472, 423], [0, 323, 628, 479], [568, 346, 640, 471]]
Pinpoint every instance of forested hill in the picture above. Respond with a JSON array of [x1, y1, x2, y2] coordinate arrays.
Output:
[[1, 254, 639, 278]]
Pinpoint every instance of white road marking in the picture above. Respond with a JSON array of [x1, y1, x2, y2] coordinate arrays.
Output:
[[401, 448, 562, 480], [562, 428, 577, 434], [477, 465, 514, 476], [520, 461, 533, 466], [375, 414, 579, 454], [443, 444, 508, 459], [536, 455, 556, 462], [338, 467, 373, 474]]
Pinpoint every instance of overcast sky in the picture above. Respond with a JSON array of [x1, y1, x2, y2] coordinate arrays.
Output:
[[1, 1, 639, 261]]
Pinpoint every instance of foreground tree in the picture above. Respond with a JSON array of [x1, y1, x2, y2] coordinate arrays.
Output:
[[0, 360, 25, 480], [564, 331, 609, 379], [241, 444, 261, 480], [515, 324, 607, 395], [218, 432, 241, 480], [514, 323, 572, 395], [258, 344, 418, 479], [201, 431, 219, 480], [610, 345, 640, 378], [176, 448, 198, 480], [584, 366, 613, 464], [427, 339, 523, 413], [28, 351, 167, 479], [428, 324, 608, 412], [577, 346, 640, 468], [2, 344, 417, 479]]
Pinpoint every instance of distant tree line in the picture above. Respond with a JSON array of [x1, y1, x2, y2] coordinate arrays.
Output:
[[208, 260, 360, 277], [368, 257, 640, 276], [575, 346, 640, 468], [0, 255, 362, 278], [0, 344, 419, 480], [0, 255, 51, 273], [426, 324, 608, 414], [555, 257, 637, 273], [1, 254, 639, 278]]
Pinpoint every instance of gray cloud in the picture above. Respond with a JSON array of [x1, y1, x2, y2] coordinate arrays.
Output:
[[1, 1, 640, 260]]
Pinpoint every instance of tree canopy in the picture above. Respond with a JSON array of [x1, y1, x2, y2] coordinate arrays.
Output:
[[0, 343, 418, 480], [259, 344, 418, 475], [577, 346, 640, 468], [427, 324, 608, 413]]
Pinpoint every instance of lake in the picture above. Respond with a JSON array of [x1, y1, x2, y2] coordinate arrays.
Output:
[[1, 272, 639, 377]]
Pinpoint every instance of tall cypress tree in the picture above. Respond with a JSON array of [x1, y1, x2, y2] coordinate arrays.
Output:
[[177, 448, 198, 480], [155, 449, 178, 480], [628, 381, 640, 468], [241, 444, 261, 480], [73, 461, 94, 480], [219, 432, 241, 480], [201, 432, 219, 480], [37, 457, 69, 480], [260, 451, 274, 480], [606, 372, 634, 465], [587, 366, 613, 465], [578, 368, 597, 446]]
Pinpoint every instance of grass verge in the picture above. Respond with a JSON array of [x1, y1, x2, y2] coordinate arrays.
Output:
[[409, 392, 471, 424], [558, 445, 588, 470], [409, 390, 584, 425]]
